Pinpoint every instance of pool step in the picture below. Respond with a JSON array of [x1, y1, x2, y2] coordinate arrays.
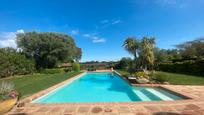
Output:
[[146, 89, 174, 101], [133, 90, 151, 101]]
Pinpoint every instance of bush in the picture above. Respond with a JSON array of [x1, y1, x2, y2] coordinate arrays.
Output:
[[0, 48, 35, 78], [114, 57, 132, 70], [0, 81, 15, 100], [64, 67, 72, 73], [40, 68, 64, 74], [158, 59, 204, 76], [152, 72, 170, 83], [134, 72, 145, 78], [72, 62, 80, 72], [0, 81, 14, 95]]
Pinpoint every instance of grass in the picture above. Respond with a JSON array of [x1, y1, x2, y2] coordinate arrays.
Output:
[[115, 69, 204, 85], [155, 71, 204, 85], [0, 71, 82, 99]]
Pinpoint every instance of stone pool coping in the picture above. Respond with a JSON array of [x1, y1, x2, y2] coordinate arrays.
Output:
[[8, 70, 204, 114]]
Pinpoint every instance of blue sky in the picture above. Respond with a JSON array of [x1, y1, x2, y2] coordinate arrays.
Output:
[[0, 0, 204, 62]]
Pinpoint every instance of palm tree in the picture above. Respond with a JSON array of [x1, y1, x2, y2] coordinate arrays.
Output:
[[123, 37, 140, 61], [140, 37, 155, 70]]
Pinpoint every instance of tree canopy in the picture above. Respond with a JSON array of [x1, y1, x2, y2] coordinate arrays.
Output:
[[0, 48, 35, 78], [123, 37, 140, 60], [123, 36, 155, 70], [17, 32, 82, 69], [176, 38, 204, 59]]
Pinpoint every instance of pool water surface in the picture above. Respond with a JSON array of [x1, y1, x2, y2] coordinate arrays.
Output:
[[33, 72, 185, 103]]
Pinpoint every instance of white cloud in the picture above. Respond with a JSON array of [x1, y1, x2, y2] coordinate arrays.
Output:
[[70, 29, 79, 35], [99, 19, 123, 29], [0, 29, 24, 48], [112, 20, 122, 25], [17, 29, 24, 33], [83, 33, 106, 43], [0, 38, 16, 48], [93, 38, 106, 43]]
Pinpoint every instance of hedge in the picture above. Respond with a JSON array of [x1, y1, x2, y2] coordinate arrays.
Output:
[[40, 68, 64, 74], [158, 59, 204, 76]]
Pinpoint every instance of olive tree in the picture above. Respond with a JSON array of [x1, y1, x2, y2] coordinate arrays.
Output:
[[17, 32, 82, 69]]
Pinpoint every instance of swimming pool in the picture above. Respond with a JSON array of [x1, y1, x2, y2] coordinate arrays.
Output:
[[33, 72, 185, 103]]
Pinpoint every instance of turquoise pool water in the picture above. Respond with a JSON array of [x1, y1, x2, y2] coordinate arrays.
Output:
[[33, 72, 184, 103]]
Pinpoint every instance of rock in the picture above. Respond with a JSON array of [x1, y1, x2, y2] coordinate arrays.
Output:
[[163, 82, 170, 85], [91, 107, 103, 113], [136, 78, 149, 84]]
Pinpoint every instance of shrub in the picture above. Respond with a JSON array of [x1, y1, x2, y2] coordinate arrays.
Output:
[[72, 62, 80, 72], [114, 57, 132, 70], [158, 59, 204, 76], [134, 72, 145, 78], [64, 67, 72, 73], [0, 48, 35, 78], [0, 81, 19, 100], [0, 81, 14, 95], [40, 68, 64, 74], [152, 72, 170, 83]]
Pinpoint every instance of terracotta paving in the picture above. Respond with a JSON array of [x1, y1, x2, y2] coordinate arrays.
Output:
[[6, 71, 204, 115]]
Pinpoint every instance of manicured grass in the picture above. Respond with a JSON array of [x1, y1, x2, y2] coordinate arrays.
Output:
[[155, 71, 204, 85], [0, 72, 82, 99], [115, 69, 204, 85]]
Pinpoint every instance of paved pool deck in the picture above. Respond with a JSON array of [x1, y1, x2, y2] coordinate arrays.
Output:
[[7, 71, 204, 115]]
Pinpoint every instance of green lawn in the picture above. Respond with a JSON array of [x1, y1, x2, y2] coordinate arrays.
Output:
[[155, 71, 204, 85], [0, 71, 82, 99], [116, 69, 204, 85]]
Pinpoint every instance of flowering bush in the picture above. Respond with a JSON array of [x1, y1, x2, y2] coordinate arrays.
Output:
[[0, 81, 18, 100], [8, 90, 19, 99]]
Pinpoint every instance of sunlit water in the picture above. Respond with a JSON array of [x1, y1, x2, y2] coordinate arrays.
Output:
[[33, 72, 184, 103]]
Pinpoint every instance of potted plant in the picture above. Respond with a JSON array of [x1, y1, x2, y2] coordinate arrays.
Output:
[[0, 81, 18, 114]]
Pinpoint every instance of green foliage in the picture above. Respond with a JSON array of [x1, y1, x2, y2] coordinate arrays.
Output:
[[127, 61, 137, 75], [63, 67, 72, 73], [134, 72, 145, 78], [123, 37, 140, 60], [0, 48, 35, 78], [17, 32, 82, 69], [115, 69, 130, 79], [123, 36, 155, 71], [40, 68, 64, 74], [152, 72, 170, 83], [154, 38, 204, 74], [154, 48, 182, 67], [72, 62, 80, 72], [0, 81, 14, 95], [155, 71, 204, 85], [176, 38, 204, 58], [115, 57, 132, 70], [158, 59, 204, 76], [139, 37, 155, 70]]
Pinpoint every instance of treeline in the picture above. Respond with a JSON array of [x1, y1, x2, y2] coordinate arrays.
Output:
[[155, 38, 204, 76], [0, 48, 35, 77], [0, 32, 82, 78], [115, 38, 204, 76]]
